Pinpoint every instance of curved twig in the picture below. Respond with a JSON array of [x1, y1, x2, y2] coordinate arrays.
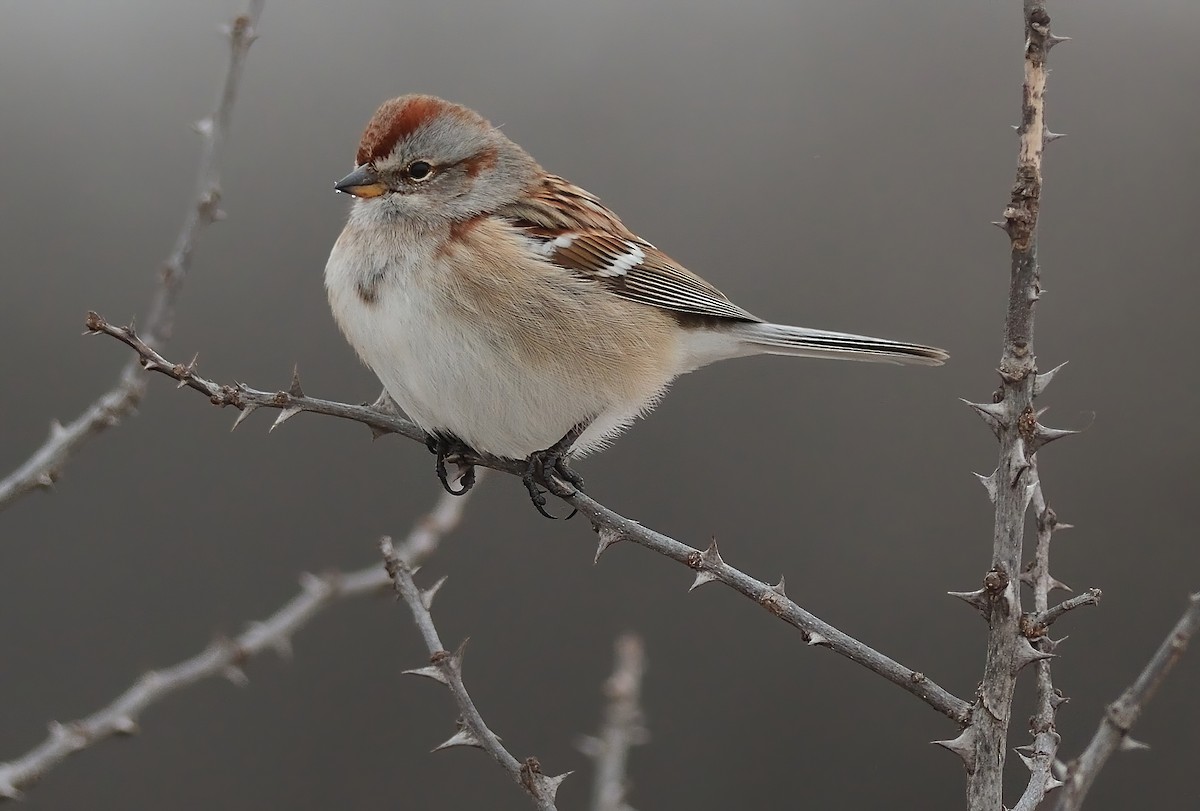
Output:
[[1052, 593, 1200, 811], [0, 0, 265, 511], [382, 540, 568, 810], [0, 486, 475, 800]]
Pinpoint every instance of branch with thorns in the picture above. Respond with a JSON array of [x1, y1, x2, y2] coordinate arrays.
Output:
[[85, 310, 972, 725], [0, 0, 265, 511], [0, 487, 476, 800], [382, 539, 570, 811]]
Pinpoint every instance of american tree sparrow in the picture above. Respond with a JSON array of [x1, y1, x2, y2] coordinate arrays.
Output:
[[326, 95, 947, 516]]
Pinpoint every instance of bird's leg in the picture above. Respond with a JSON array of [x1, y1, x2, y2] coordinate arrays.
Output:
[[425, 432, 478, 496], [523, 421, 589, 519]]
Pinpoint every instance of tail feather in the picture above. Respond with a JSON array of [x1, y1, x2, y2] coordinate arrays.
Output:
[[734, 322, 948, 367]]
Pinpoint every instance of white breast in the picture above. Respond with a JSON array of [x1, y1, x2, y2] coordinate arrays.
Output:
[[324, 216, 656, 459]]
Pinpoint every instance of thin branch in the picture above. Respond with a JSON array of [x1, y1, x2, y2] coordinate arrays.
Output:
[[1052, 592, 1200, 811], [0, 0, 265, 512], [961, 3, 1061, 805], [381, 540, 568, 811], [580, 634, 648, 811], [90, 315, 973, 725], [1011, 464, 1067, 811], [0, 486, 475, 800], [1033, 588, 1101, 633]]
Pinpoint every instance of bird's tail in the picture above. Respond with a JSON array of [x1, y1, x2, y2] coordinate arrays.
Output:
[[732, 322, 948, 366]]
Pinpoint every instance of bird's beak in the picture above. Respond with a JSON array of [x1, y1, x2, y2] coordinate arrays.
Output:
[[334, 165, 387, 198]]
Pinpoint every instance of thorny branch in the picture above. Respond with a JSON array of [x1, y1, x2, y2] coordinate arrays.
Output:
[[1052, 593, 1200, 811], [580, 634, 648, 811], [1011, 463, 1069, 811], [0, 0, 264, 511], [382, 540, 568, 811], [955, 3, 1070, 807], [0, 486, 475, 800], [88, 312, 973, 725]]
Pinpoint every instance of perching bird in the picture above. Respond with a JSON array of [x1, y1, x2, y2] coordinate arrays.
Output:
[[325, 95, 946, 516]]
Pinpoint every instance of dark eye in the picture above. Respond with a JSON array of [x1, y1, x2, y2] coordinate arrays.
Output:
[[407, 160, 434, 181]]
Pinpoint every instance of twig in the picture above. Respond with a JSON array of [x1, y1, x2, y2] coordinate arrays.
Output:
[[1033, 588, 1101, 633], [0, 486, 475, 800], [381, 540, 568, 811], [580, 634, 648, 811], [1011, 464, 1068, 811], [957, 3, 1068, 805], [0, 0, 264, 512], [1052, 592, 1200, 811], [90, 314, 973, 725]]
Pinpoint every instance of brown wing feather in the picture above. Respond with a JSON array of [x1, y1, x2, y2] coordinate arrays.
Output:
[[499, 175, 762, 323]]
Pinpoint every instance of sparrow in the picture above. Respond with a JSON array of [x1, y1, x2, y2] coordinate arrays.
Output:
[[325, 94, 947, 516]]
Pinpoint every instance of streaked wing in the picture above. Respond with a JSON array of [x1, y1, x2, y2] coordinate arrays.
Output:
[[499, 174, 762, 323]]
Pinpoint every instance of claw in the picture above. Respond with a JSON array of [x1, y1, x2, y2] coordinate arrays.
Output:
[[425, 432, 478, 497], [521, 422, 590, 519]]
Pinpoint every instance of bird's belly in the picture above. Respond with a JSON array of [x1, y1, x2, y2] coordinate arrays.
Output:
[[333, 278, 616, 459]]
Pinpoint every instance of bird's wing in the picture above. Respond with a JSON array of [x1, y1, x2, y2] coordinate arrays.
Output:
[[499, 174, 762, 323]]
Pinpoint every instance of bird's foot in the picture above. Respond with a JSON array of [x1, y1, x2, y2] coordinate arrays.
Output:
[[522, 423, 588, 520], [425, 432, 478, 496]]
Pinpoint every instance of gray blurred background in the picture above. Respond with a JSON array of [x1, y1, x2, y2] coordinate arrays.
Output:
[[2, 1, 1197, 808]]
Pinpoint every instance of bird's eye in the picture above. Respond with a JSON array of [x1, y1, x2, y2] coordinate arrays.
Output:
[[407, 160, 434, 181]]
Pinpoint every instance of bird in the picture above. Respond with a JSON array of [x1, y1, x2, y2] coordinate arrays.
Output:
[[325, 94, 947, 517]]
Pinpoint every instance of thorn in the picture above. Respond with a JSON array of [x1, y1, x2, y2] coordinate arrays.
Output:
[[933, 727, 978, 773], [269, 406, 302, 431], [1016, 749, 1035, 771], [223, 665, 249, 687], [192, 117, 215, 137], [174, 353, 200, 388], [1049, 688, 1069, 708], [369, 423, 392, 440], [806, 632, 829, 647], [532, 771, 572, 802], [434, 725, 484, 751], [974, 470, 999, 504], [593, 525, 623, 564], [1047, 577, 1072, 593], [112, 715, 139, 735], [1045, 776, 1065, 791], [1120, 736, 1151, 752], [402, 665, 450, 685], [231, 404, 259, 431], [960, 399, 1008, 437], [687, 537, 725, 591], [1046, 33, 1071, 49], [1013, 637, 1056, 673], [449, 638, 469, 671], [699, 537, 724, 568], [48, 419, 67, 441], [49, 721, 87, 752], [1022, 482, 1037, 514], [1044, 128, 1067, 144], [0, 780, 22, 800], [1030, 423, 1079, 452], [287, 365, 305, 398], [36, 471, 57, 489], [769, 576, 787, 600], [420, 576, 448, 610], [948, 588, 991, 617], [1046, 635, 1069, 653]]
